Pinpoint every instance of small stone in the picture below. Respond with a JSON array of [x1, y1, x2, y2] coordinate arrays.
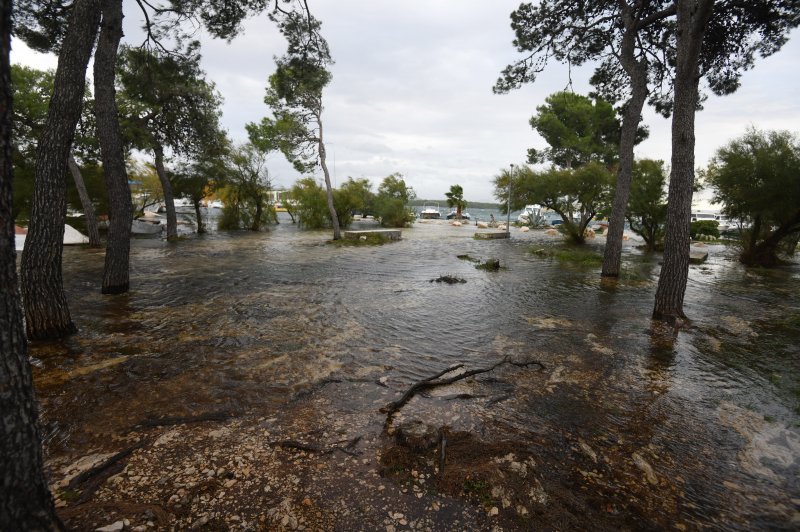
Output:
[[95, 521, 125, 532], [190, 516, 209, 529], [488, 507, 499, 517], [386, 526, 396, 532]]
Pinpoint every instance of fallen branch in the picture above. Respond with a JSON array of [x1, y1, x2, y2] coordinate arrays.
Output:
[[67, 440, 147, 490], [380, 358, 544, 423]]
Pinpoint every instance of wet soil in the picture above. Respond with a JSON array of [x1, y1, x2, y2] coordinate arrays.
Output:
[[29, 218, 800, 530]]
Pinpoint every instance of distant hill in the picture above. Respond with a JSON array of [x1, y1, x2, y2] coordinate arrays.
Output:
[[408, 199, 500, 210]]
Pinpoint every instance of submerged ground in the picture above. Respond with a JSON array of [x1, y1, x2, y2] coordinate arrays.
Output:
[[29, 216, 800, 530]]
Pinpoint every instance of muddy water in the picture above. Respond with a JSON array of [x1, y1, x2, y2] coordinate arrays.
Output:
[[31, 216, 799, 529]]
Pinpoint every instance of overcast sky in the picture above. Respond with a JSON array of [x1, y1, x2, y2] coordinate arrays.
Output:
[[12, 1, 800, 204]]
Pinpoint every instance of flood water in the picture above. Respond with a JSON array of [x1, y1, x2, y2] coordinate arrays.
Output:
[[30, 214, 800, 529]]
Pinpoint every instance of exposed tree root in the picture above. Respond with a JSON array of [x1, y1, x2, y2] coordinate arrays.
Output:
[[380, 358, 545, 426], [67, 440, 148, 491]]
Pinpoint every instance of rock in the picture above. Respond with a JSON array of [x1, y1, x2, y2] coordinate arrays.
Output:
[[519, 226, 530, 232], [95, 521, 125, 532], [359, 235, 367, 241], [190, 516, 209, 529], [477, 221, 489, 228], [632, 452, 658, 485], [583, 227, 596, 239], [488, 507, 499, 516], [396, 420, 439, 451], [546, 229, 559, 236], [451, 221, 462, 227]]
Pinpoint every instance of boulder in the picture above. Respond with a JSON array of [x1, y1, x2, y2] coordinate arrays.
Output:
[[396, 420, 440, 451]]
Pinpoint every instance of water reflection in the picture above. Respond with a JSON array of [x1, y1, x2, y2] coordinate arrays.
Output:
[[30, 217, 799, 528]]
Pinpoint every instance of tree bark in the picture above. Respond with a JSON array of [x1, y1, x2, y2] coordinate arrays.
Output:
[[193, 198, 205, 234], [153, 143, 177, 240], [20, 0, 101, 339], [652, 0, 715, 323], [251, 195, 263, 231], [67, 155, 101, 247], [0, 0, 64, 528], [94, 0, 132, 294], [317, 113, 340, 240], [602, 5, 650, 277]]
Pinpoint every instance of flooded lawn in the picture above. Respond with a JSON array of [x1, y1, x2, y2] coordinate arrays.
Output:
[[31, 217, 800, 530]]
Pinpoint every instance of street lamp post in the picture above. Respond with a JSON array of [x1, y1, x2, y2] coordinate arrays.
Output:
[[507, 164, 514, 236]]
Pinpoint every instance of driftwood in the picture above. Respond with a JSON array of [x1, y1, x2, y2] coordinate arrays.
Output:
[[380, 358, 545, 423]]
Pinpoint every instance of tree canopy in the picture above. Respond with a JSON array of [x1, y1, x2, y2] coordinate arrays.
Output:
[[528, 91, 623, 168], [705, 128, 800, 267], [445, 184, 467, 218]]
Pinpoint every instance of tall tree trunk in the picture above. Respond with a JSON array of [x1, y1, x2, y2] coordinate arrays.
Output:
[[67, 154, 101, 247], [652, 0, 714, 323], [153, 143, 177, 240], [94, 0, 132, 294], [0, 1, 64, 528], [602, 7, 649, 277], [317, 114, 340, 240], [193, 198, 205, 234], [251, 195, 263, 231], [20, 0, 101, 339]]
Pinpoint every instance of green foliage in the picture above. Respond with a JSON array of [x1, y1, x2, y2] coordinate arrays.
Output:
[[705, 128, 800, 266], [335, 178, 375, 226], [290, 177, 330, 229], [11, 64, 101, 219], [445, 184, 467, 217], [626, 159, 668, 251], [496, 162, 613, 244], [528, 91, 621, 168], [117, 44, 223, 158], [216, 143, 275, 231], [374, 173, 416, 228], [531, 246, 604, 266], [246, 13, 332, 174], [495, 1, 798, 117], [690, 220, 721, 240]]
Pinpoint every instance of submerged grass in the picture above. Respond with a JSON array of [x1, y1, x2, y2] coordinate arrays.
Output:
[[530, 245, 603, 266]]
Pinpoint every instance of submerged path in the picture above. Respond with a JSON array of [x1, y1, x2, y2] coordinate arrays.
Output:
[[30, 218, 800, 530]]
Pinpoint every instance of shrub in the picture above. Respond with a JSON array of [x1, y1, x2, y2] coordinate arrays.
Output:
[[690, 220, 720, 239]]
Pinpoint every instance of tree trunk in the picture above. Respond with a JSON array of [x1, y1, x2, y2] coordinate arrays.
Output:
[[0, 1, 64, 527], [193, 198, 205, 234], [652, 0, 714, 323], [602, 8, 649, 277], [317, 114, 340, 240], [67, 155, 101, 247], [153, 143, 177, 240], [251, 195, 263, 231], [94, 0, 132, 294], [20, 0, 101, 339], [743, 209, 800, 267]]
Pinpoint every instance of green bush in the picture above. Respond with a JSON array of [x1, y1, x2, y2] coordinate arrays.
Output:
[[690, 220, 720, 239], [374, 173, 416, 228]]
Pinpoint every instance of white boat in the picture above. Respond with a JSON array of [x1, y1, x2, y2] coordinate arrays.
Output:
[[131, 218, 163, 235], [446, 210, 471, 220], [419, 204, 441, 219], [207, 199, 224, 209], [14, 224, 89, 250]]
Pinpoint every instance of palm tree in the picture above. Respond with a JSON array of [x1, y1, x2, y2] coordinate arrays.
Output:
[[445, 184, 467, 219]]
